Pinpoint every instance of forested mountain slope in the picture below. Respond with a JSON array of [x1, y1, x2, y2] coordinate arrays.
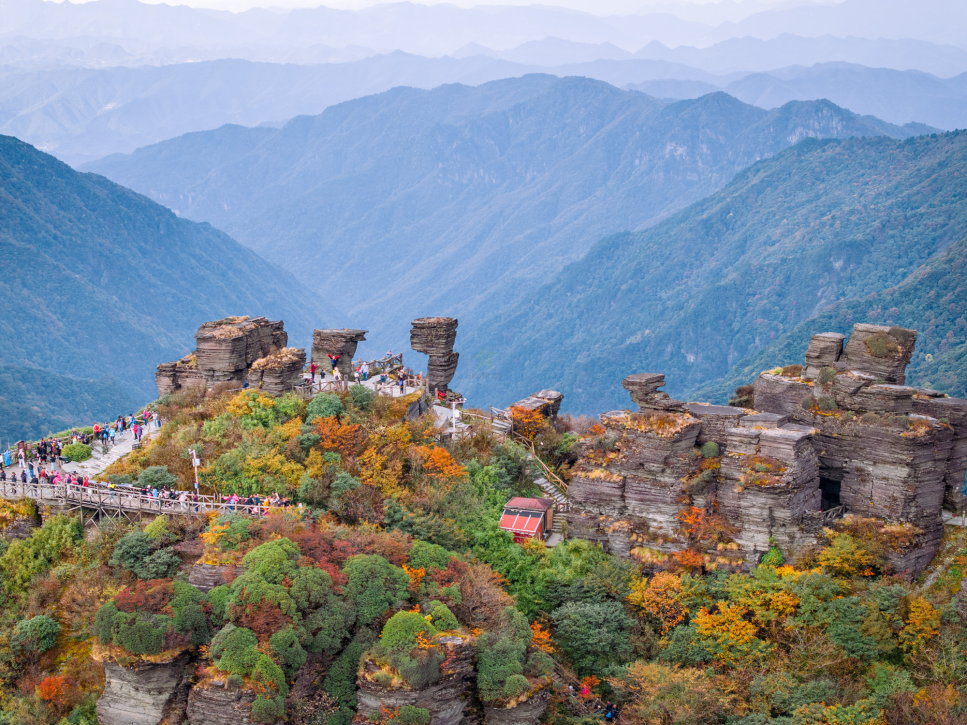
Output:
[[693, 236, 967, 403], [0, 135, 326, 410], [86, 76, 926, 360], [458, 131, 967, 412]]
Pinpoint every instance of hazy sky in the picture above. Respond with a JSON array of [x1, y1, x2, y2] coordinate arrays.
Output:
[[73, 0, 810, 17]]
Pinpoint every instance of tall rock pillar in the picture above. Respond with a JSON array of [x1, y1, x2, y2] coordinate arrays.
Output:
[[410, 317, 459, 394]]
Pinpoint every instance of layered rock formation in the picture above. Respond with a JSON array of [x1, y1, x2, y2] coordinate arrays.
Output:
[[246, 347, 306, 394], [187, 563, 244, 593], [186, 681, 256, 725], [483, 687, 551, 725], [565, 322, 967, 576], [410, 318, 459, 393], [356, 636, 476, 725], [312, 329, 368, 375], [511, 390, 564, 420], [156, 317, 289, 395], [96, 652, 193, 725]]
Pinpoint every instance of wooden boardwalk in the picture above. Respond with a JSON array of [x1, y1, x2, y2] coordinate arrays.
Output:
[[0, 480, 243, 525]]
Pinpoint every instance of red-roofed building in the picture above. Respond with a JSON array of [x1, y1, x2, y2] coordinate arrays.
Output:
[[499, 497, 555, 543]]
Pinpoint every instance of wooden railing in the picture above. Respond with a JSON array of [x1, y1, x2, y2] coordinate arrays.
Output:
[[0, 480, 248, 517], [349, 353, 404, 376]]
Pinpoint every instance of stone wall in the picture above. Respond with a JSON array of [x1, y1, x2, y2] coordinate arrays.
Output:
[[410, 317, 459, 393], [312, 329, 368, 375]]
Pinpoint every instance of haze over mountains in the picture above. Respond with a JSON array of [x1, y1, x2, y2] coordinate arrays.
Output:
[[460, 131, 967, 411], [2, 0, 967, 165], [86, 76, 933, 378], [0, 134, 330, 438]]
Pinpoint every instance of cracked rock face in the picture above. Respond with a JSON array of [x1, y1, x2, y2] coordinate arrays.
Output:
[[96, 653, 193, 725], [410, 317, 459, 393], [312, 329, 368, 374], [156, 316, 288, 395]]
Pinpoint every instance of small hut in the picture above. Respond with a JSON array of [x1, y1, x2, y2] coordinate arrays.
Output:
[[499, 497, 555, 543]]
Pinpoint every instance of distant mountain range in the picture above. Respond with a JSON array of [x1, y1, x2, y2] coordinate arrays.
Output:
[[2, 0, 965, 58], [457, 131, 967, 412], [0, 134, 328, 440], [86, 76, 933, 383], [627, 63, 967, 132]]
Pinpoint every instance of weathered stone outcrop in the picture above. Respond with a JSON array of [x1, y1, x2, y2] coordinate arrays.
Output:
[[188, 563, 244, 593], [483, 686, 551, 725], [410, 317, 459, 393], [156, 316, 290, 395], [566, 406, 702, 558], [312, 329, 368, 375], [565, 322, 965, 576], [717, 426, 821, 560], [246, 347, 306, 395], [96, 652, 193, 725], [912, 394, 967, 512], [802, 332, 845, 380], [511, 390, 564, 420], [186, 681, 256, 725], [623, 373, 683, 411], [840, 323, 917, 384], [0, 514, 40, 540], [356, 636, 476, 725]]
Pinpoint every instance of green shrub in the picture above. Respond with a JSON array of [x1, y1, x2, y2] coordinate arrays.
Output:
[[525, 650, 554, 678], [143, 515, 174, 542], [0, 515, 83, 599], [700, 442, 719, 459], [816, 396, 838, 411], [62, 443, 92, 462], [501, 674, 530, 699], [818, 367, 838, 385], [252, 654, 289, 723], [476, 634, 526, 701], [307, 393, 345, 422], [551, 600, 635, 677], [12, 615, 60, 653], [227, 674, 244, 690], [323, 632, 373, 725], [107, 474, 134, 485], [372, 672, 393, 687], [761, 547, 784, 567], [801, 396, 816, 410], [865, 332, 900, 358], [342, 555, 410, 626], [427, 601, 459, 631], [94, 602, 119, 644], [270, 626, 308, 678], [210, 624, 260, 676], [390, 706, 431, 725], [348, 385, 375, 412], [397, 648, 443, 689], [137, 466, 178, 489], [109, 532, 181, 580], [113, 611, 170, 655], [175, 604, 210, 646], [241, 539, 301, 584], [408, 541, 451, 571], [206, 585, 231, 627], [381, 611, 436, 654]]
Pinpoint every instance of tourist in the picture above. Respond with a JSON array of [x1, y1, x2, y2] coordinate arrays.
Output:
[[109, 426, 116, 444], [310, 360, 318, 382], [362, 361, 369, 381], [333, 367, 342, 383], [152, 410, 160, 429], [354, 367, 361, 384]]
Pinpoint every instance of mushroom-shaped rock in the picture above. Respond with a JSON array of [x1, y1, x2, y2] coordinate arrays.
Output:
[[312, 329, 368, 375], [622, 373, 683, 411]]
